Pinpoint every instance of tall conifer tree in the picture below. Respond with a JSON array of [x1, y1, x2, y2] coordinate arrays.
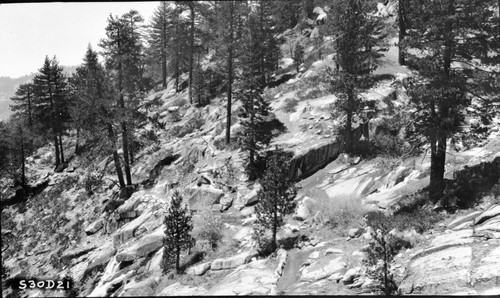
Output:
[[404, 0, 500, 202], [327, 0, 377, 153]]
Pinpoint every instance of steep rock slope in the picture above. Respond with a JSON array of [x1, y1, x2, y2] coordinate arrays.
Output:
[[2, 1, 499, 297]]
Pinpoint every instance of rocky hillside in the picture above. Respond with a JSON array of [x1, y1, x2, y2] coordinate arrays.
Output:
[[2, 1, 500, 297]]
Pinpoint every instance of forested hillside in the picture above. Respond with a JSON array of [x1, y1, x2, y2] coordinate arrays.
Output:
[[1, 0, 500, 297]]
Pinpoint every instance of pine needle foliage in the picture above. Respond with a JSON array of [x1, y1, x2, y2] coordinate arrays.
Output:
[[326, 0, 379, 153], [255, 148, 298, 253], [162, 191, 195, 274], [403, 0, 500, 202], [236, 80, 272, 181]]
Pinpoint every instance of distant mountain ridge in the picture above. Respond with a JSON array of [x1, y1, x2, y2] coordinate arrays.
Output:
[[0, 65, 77, 121]]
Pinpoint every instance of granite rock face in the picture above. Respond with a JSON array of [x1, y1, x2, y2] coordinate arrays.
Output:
[[210, 250, 258, 271], [206, 259, 278, 295], [115, 228, 164, 262], [289, 139, 342, 180], [185, 184, 224, 210], [399, 205, 500, 295]]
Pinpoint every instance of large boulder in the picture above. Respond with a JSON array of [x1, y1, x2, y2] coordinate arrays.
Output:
[[185, 184, 224, 210], [84, 245, 117, 277], [232, 227, 253, 243], [115, 228, 164, 262], [301, 256, 347, 282], [116, 192, 153, 219], [211, 250, 258, 270], [293, 197, 314, 221], [220, 195, 234, 210], [186, 261, 212, 276], [342, 267, 362, 284], [85, 218, 105, 235], [113, 209, 154, 248], [234, 186, 261, 210]]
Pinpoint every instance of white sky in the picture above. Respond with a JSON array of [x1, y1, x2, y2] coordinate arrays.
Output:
[[0, 2, 159, 78]]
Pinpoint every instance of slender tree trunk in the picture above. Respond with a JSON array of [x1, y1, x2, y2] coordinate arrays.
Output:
[[161, 48, 167, 88], [176, 246, 180, 273], [161, 3, 167, 88], [398, 0, 406, 65], [175, 18, 180, 93], [429, 0, 454, 203], [272, 207, 278, 252], [19, 126, 26, 187], [197, 52, 202, 106], [27, 91, 33, 128], [383, 240, 390, 295], [59, 134, 65, 164], [107, 123, 125, 188], [49, 95, 60, 167], [175, 55, 179, 92], [259, 5, 266, 87], [27, 92, 34, 153], [53, 134, 60, 167], [75, 128, 80, 156], [121, 120, 132, 186], [345, 88, 354, 153], [129, 126, 135, 164], [226, 3, 234, 145], [118, 47, 132, 185], [188, 4, 195, 105], [429, 131, 447, 203]]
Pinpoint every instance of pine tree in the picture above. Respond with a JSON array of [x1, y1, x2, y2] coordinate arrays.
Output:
[[100, 11, 147, 186], [149, 2, 170, 88], [192, 53, 208, 106], [255, 148, 298, 253], [10, 83, 35, 129], [403, 0, 500, 203], [396, 0, 410, 65], [32, 56, 70, 167], [0, 122, 11, 179], [162, 191, 195, 274], [327, 0, 377, 153], [256, 0, 283, 86], [177, 1, 197, 104], [210, 1, 249, 144], [236, 80, 272, 181], [69, 46, 126, 188]]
